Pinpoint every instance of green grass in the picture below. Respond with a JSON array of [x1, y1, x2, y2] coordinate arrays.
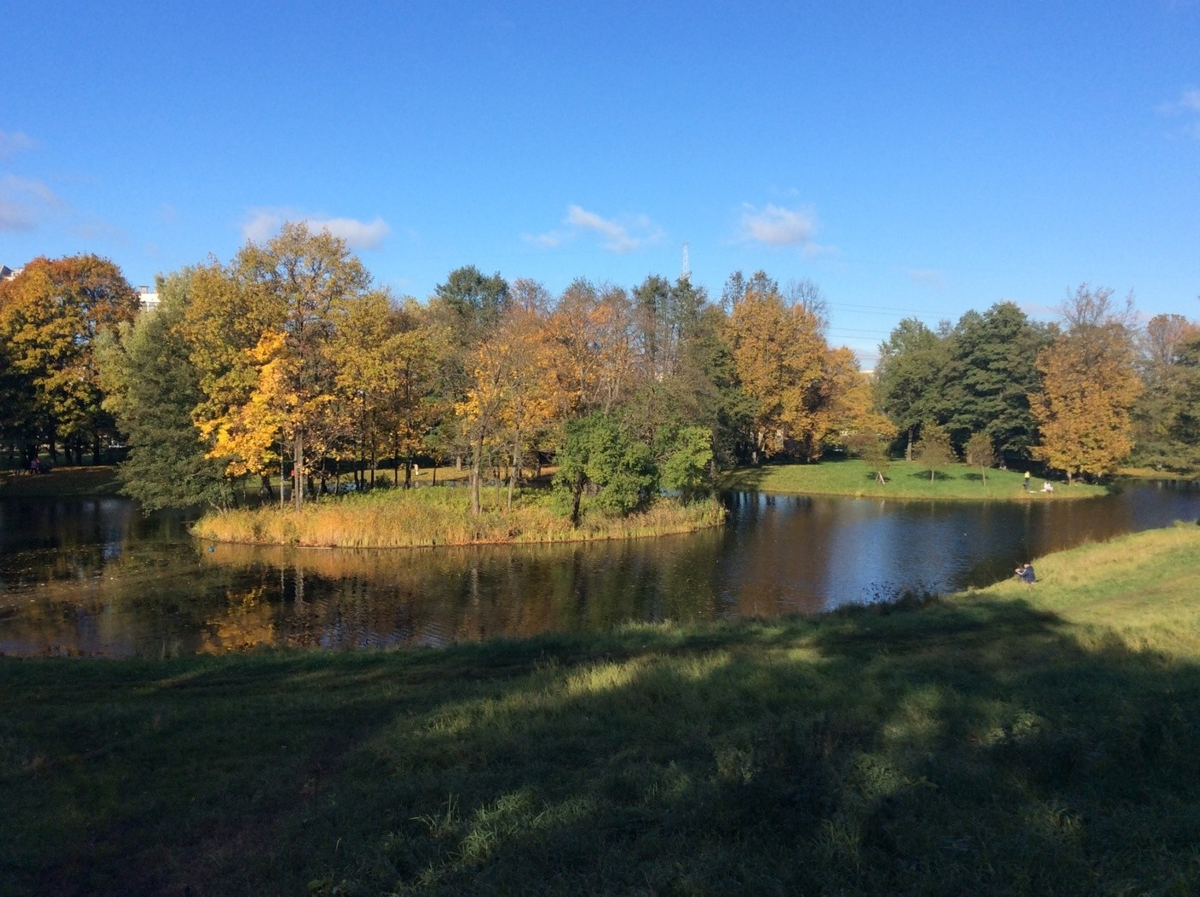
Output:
[[3, 525, 1200, 894], [0, 465, 122, 498], [191, 486, 726, 548], [722, 458, 1109, 500]]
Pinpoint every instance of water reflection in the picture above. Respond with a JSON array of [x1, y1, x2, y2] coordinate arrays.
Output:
[[1, 482, 1197, 657]]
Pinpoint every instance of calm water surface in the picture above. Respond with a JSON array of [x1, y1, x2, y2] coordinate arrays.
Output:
[[1, 484, 1197, 657]]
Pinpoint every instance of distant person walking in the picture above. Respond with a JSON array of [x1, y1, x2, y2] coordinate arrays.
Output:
[[1023, 471, 1031, 492]]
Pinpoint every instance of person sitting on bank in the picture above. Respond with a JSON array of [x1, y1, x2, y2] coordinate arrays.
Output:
[[1042, 481, 1054, 493], [1015, 562, 1036, 585]]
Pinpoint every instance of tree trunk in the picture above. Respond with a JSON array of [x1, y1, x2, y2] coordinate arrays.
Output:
[[470, 437, 483, 516], [570, 481, 583, 527], [508, 432, 521, 513], [293, 433, 305, 512]]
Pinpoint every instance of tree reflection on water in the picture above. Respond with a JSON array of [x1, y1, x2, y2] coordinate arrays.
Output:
[[1, 483, 1197, 657]]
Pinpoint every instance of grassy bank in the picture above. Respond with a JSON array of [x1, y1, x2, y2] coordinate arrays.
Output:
[[3, 525, 1199, 894], [722, 458, 1109, 500], [191, 487, 727, 548], [0, 465, 121, 498]]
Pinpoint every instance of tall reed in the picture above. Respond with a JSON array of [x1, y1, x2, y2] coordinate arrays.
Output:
[[190, 487, 725, 548]]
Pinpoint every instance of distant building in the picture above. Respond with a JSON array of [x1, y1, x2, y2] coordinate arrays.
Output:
[[0, 264, 22, 282], [137, 285, 159, 310]]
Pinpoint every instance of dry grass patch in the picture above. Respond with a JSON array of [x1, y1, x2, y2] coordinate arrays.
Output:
[[191, 486, 725, 548]]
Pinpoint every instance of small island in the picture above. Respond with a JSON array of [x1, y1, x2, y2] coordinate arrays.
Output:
[[190, 481, 726, 548]]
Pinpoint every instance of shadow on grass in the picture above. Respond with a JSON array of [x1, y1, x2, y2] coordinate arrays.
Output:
[[4, 597, 1199, 894], [906, 469, 954, 482], [718, 465, 771, 491]]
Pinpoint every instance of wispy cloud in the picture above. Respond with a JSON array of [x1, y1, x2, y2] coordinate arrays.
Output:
[[0, 131, 36, 159], [908, 268, 945, 288], [1177, 89, 1200, 112], [242, 209, 391, 250], [0, 175, 66, 232], [1158, 88, 1200, 138], [526, 204, 663, 253], [738, 203, 833, 257]]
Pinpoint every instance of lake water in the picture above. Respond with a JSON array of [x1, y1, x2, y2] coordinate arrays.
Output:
[[1, 483, 1197, 658]]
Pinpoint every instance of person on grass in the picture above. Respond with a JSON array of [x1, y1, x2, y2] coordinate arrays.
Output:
[[1015, 562, 1036, 585]]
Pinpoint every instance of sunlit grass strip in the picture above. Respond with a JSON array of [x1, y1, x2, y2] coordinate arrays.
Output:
[[721, 459, 1109, 500], [189, 487, 726, 547]]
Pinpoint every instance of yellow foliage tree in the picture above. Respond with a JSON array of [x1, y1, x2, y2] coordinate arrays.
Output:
[[198, 330, 293, 481], [1030, 286, 1142, 484], [186, 223, 373, 510], [725, 285, 828, 462], [457, 308, 565, 514]]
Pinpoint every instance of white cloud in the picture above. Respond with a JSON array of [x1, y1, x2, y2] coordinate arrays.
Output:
[[566, 204, 662, 253], [0, 131, 36, 159], [241, 209, 391, 250], [524, 229, 568, 249], [527, 204, 662, 253], [1177, 89, 1200, 112], [1158, 88, 1200, 138], [317, 216, 391, 250], [0, 175, 66, 232], [738, 203, 831, 257], [908, 268, 945, 287]]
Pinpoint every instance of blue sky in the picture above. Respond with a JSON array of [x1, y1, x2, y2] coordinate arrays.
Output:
[[3, 1, 1198, 363]]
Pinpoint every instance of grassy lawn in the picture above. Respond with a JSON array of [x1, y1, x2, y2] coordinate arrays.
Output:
[[722, 458, 1109, 500], [0, 465, 122, 498], [3, 525, 1199, 894]]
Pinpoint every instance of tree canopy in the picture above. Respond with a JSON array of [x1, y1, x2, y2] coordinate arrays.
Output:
[[0, 233, 1178, 516]]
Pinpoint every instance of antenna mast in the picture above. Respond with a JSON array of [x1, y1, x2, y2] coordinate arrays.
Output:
[[681, 242, 691, 282]]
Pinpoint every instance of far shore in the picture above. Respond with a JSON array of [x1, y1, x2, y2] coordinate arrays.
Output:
[[721, 458, 1110, 500]]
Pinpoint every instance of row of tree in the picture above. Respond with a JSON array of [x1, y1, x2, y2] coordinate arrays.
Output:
[[875, 286, 1199, 483], [2, 223, 1196, 514]]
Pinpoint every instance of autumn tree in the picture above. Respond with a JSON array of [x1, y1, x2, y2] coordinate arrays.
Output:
[[457, 306, 565, 514], [725, 281, 829, 463], [186, 223, 374, 509], [811, 346, 897, 457], [0, 255, 139, 465], [549, 279, 637, 415], [1030, 285, 1142, 484], [329, 292, 447, 489], [425, 265, 511, 469]]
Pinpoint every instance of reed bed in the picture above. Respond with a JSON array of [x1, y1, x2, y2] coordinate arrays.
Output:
[[190, 486, 726, 548]]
